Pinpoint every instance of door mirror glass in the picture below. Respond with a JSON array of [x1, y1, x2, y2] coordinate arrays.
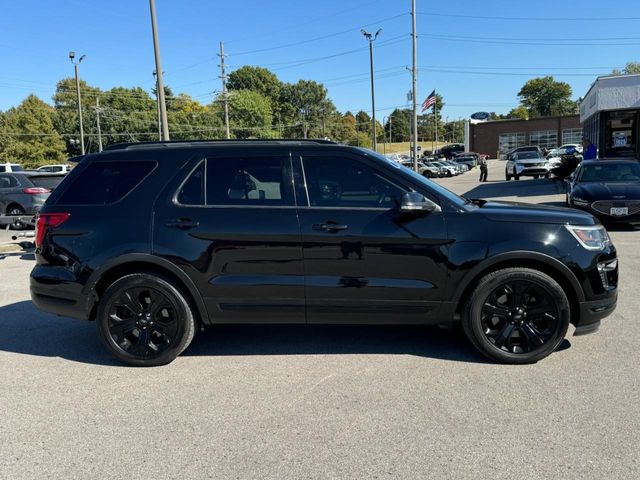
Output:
[[400, 192, 440, 213]]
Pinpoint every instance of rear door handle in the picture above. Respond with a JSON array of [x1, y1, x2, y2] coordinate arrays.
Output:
[[165, 218, 200, 229], [312, 222, 348, 232]]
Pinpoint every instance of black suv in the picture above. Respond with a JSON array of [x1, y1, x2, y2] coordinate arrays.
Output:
[[30, 140, 618, 366]]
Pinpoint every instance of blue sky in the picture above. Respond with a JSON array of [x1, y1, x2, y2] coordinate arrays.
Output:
[[1, 0, 640, 122]]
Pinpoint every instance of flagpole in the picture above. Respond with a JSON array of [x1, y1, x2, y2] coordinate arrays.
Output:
[[434, 89, 438, 152]]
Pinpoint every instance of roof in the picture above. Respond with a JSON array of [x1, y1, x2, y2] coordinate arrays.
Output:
[[582, 158, 639, 164], [580, 74, 640, 122]]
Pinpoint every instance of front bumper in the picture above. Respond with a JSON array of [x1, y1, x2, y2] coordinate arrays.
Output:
[[572, 204, 640, 224], [575, 289, 617, 335]]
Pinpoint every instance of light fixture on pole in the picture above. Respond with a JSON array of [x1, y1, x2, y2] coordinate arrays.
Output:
[[361, 28, 382, 151], [69, 51, 86, 155]]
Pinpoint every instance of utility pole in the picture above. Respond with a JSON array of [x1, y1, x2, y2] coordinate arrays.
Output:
[[149, 0, 169, 140], [411, 0, 418, 171], [218, 41, 231, 139], [153, 70, 162, 140], [94, 97, 103, 152], [69, 51, 85, 155], [362, 28, 382, 151]]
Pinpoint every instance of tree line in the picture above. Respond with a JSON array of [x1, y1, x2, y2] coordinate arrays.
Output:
[[1, 63, 636, 167]]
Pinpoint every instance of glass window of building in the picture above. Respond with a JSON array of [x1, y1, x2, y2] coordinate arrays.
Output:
[[562, 128, 583, 145], [529, 130, 558, 149], [498, 132, 526, 158]]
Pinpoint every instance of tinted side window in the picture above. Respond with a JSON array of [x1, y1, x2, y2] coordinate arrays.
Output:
[[176, 162, 205, 205], [58, 161, 156, 205], [0, 175, 19, 188], [0, 166, 5, 173], [302, 156, 406, 208], [207, 157, 289, 206]]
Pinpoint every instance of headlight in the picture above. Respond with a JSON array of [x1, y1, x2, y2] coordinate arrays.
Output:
[[572, 197, 591, 206], [565, 225, 611, 251]]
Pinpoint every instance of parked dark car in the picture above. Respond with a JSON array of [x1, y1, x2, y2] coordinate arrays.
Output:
[[452, 156, 478, 169], [31, 140, 618, 366], [437, 143, 465, 159], [566, 159, 640, 225], [0, 172, 66, 228]]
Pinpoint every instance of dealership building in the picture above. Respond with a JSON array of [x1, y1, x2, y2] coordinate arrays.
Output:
[[468, 114, 582, 159]]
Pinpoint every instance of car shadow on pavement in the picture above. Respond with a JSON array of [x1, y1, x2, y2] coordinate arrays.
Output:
[[0, 301, 494, 365], [464, 178, 566, 199]]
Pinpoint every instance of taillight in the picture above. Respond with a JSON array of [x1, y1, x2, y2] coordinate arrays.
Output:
[[35, 213, 70, 248], [23, 187, 51, 194]]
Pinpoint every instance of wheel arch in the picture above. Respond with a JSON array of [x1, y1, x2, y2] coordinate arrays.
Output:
[[453, 251, 585, 326], [84, 254, 209, 326]]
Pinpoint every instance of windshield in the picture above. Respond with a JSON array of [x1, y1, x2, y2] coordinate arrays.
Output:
[[357, 148, 468, 207], [11, 165, 24, 171], [579, 163, 640, 182]]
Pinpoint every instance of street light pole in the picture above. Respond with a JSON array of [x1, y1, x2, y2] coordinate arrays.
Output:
[[69, 51, 85, 155], [361, 28, 381, 152], [149, 0, 170, 141], [411, 0, 419, 171]]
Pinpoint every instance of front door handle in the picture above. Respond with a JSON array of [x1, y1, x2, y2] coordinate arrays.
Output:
[[166, 218, 200, 229], [312, 222, 348, 232]]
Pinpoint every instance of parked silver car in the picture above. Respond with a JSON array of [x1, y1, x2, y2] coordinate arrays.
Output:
[[505, 151, 551, 180]]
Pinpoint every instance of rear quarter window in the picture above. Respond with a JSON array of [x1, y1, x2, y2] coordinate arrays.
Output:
[[57, 161, 156, 205]]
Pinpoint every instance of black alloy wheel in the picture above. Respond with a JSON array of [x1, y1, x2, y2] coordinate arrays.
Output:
[[480, 281, 558, 354], [97, 273, 196, 366], [463, 268, 570, 364]]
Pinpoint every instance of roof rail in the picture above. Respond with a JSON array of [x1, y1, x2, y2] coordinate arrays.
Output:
[[103, 138, 337, 151]]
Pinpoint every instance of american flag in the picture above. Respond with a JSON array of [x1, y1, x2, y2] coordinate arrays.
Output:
[[421, 90, 436, 112]]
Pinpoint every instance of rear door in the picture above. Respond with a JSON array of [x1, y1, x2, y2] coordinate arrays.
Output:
[[153, 149, 305, 324], [293, 150, 449, 324]]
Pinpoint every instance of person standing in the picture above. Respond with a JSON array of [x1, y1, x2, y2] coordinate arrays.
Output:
[[583, 137, 597, 160], [479, 156, 488, 182]]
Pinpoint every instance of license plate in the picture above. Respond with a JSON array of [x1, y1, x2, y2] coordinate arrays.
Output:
[[610, 207, 628, 216]]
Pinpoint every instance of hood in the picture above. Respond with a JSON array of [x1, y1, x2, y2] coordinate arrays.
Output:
[[474, 200, 597, 225], [575, 182, 640, 200]]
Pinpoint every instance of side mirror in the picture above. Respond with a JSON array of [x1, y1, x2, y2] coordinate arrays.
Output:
[[400, 192, 441, 213]]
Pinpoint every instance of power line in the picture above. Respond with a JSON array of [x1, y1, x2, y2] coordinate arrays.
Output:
[[417, 12, 640, 21]]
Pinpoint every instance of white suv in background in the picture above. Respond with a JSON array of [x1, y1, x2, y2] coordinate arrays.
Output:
[[36, 164, 73, 173], [0, 163, 24, 173], [505, 151, 551, 180]]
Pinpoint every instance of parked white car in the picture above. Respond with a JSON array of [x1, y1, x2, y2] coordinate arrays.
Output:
[[505, 151, 551, 180], [36, 164, 73, 173], [0, 163, 24, 173]]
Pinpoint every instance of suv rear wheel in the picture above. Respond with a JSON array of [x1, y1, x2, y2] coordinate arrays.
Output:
[[97, 273, 196, 366], [462, 268, 570, 364]]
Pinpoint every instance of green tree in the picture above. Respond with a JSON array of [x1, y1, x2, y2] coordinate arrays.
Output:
[[385, 108, 411, 142], [507, 105, 530, 120], [517, 76, 575, 117], [612, 62, 640, 75], [225, 89, 273, 138], [279, 80, 335, 138], [0, 95, 66, 167], [355, 111, 371, 133], [227, 66, 282, 107], [329, 111, 357, 143]]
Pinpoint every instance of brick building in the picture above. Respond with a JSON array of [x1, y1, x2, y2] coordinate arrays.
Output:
[[469, 115, 581, 159]]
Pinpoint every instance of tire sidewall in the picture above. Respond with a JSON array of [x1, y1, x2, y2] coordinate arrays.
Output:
[[97, 273, 194, 367], [463, 269, 570, 364]]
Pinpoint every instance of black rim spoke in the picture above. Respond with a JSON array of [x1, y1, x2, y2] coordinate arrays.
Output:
[[480, 279, 560, 355], [521, 323, 545, 349], [107, 286, 179, 359]]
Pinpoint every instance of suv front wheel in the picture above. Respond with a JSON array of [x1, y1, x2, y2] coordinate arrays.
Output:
[[97, 273, 196, 366], [462, 268, 570, 364]]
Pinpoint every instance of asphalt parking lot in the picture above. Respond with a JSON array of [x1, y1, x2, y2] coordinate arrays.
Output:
[[1, 159, 638, 479]]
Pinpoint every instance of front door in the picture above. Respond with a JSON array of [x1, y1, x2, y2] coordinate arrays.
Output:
[[293, 151, 449, 324], [153, 151, 305, 323]]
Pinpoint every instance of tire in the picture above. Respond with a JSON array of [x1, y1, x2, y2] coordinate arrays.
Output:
[[462, 268, 570, 364], [514, 171, 520, 181], [97, 273, 197, 367], [7, 204, 27, 230], [505, 169, 511, 181]]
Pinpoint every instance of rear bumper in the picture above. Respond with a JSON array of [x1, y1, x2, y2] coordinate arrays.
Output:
[[30, 265, 90, 320]]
